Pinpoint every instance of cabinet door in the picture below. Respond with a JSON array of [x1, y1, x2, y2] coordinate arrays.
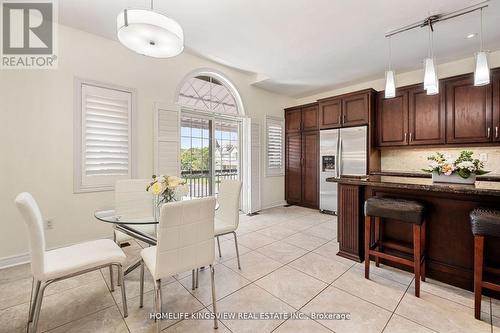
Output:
[[408, 85, 445, 145], [445, 76, 492, 143], [319, 98, 342, 129], [493, 70, 500, 142], [285, 133, 302, 204], [301, 131, 319, 208], [376, 90, 409, 147], [302, 105, 319, 131], [285, 109, 302, 133], [342, 92, 369, 127]]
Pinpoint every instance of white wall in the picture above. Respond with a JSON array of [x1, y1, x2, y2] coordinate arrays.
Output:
[[0, 25, 293, 262]]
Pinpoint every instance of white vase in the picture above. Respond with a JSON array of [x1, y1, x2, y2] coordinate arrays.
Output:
[[432, 172, 476, 185]]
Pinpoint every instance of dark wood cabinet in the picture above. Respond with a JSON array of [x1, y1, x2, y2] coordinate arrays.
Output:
[[302, 105, 319, 131], [337, 183, 363, 262], [285, 108, 302, 133], [408, 85, 445, 145], [377, 90, 409, 147], [492, 69, 500, 142], [319, 98, 342, 129], [301, 131, 319, 208], [319, 90, 374, 129], [445, 75, 492, 144], [285, 133, 302, 205]]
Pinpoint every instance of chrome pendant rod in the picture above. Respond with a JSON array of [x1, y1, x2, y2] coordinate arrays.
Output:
[[385, 1, 489, 38]]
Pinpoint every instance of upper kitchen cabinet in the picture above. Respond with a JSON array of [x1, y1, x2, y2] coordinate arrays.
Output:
[[318, 90, 375, 129], [493, 68, 500, 142], [445, 74, 492, 144], [285, 107, 302, 133], [408, 84, 445, 145], [376, 89, 408, 147], [302, 104, 319, 131]]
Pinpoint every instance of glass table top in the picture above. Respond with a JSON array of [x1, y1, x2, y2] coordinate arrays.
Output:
[[94, 210, 158, 225]]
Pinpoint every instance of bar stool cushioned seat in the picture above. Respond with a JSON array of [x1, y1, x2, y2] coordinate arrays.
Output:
[[365, 197, 425, 225], [470, 208, 500, 237]]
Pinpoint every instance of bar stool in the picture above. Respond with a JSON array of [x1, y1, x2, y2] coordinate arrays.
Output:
[[470, 207, 500, 320], [364, 197, 426, 297]]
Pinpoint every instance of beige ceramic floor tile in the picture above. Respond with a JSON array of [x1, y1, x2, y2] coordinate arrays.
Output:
[[0, 301, 29, 333], [302, 286, 392, 333], [353, 261, 414, 286], [493, 315, 499, 332], [0, 263, 31, 285], [162, 309, 230, 333], [217, 284, 293, 333], [255, 266, 327, 309], [215, 237, 252, 263], [223, 251, 282, 281], [395, 288, 492, 333], [256, 240, 308, 264], [302, 223, 337, 240], [383, 314, 437, 333], [283, 233, 329, 251], [333, 269, 408, 311], [45, 305, 128, 333], [236, 232, 277, 250], [274, 315, 332, 333], [255, 225, 298, 241], [178, 264, 251, 306], [289, 252, 352, 283], [313, 241, 356, 266]]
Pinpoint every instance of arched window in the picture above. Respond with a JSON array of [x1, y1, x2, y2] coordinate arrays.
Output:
[[176, 69, 244, 116]]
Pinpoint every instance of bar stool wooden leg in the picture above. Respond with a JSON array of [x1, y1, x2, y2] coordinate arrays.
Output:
[[413, 224, 421, 297], [374, 217, 381, 267], [474, 235, 484, 320], [421, 220, 426, 282], [364, 216, 371, 279]]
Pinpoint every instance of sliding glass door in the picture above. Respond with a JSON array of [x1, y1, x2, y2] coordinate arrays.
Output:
[[181, 112, 240, 198]]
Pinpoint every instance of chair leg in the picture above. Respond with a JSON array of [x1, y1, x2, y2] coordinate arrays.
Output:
[[191, 269, 196, 290], [139, 260, 144, 308], [474, 235, 484, 320], [31, 281, 48, 333], [210, 265, 218, 329], [118, 265, 128, 318], [233, 231, 241, 270], [413, 224, 421, 298], [216, 236, 222, 258], [27, 278, 41, 328], [374, 217, 381, 267], [364, 216, 371, 279], [421, 220, 426, 282], [195, 268, 199, 289], [154, 279, 162, 333], [109, 266, 115, 292]]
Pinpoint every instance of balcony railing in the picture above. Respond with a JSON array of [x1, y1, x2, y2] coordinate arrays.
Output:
[[181, 169, 238, 198]]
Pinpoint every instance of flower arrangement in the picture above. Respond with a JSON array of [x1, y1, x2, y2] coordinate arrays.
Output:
[[422, 151, 488, 179], [146, 175, 189, 205]]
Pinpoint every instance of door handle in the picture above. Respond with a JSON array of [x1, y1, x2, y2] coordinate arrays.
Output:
[[487, 127, 491, 138], [404, 132, 407, 142], [496, 126, 499, 139], [409, 133, 412, 142]]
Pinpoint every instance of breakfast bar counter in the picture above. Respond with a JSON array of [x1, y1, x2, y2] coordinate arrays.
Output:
[[327, 175, 500, 291]]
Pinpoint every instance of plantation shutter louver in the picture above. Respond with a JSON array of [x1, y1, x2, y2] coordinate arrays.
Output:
[[154, 105, 180, 176], [266, 117, 284, 176], [76, 82, 133, 191]]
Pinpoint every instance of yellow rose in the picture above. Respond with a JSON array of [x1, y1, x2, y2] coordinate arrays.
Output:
[[151, 182, 163, 195]]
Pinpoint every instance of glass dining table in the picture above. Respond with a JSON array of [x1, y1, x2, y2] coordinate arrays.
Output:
[[94, 210, 158, 276]]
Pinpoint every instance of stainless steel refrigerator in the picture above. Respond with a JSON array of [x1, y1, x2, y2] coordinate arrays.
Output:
[[320, 126, 367, 213]]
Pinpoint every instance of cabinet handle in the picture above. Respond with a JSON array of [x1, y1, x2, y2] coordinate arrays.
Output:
[[487, 127, 491, 138], [404, 133, 407, 142], [496, 126, 499, 139], [338, 114, 342, 124], [409, 133, 412, 142], [343, 114, 346, 124]]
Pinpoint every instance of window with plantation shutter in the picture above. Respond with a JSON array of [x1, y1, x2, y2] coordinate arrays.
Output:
[[74, 80, 135, 192], [266, 116, 284, 176]]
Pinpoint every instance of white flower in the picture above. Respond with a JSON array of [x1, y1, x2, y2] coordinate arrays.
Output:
[[457, 161, 475, 172]]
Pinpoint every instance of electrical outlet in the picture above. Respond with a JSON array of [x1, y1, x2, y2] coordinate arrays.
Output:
[[479, 153, 488, 162], [45, 219, 54, 230]]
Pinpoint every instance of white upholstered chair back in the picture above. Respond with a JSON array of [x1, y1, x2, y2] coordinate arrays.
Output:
[[155, 197, 216, 279], [115, 179, 153, 219], [215, 180, 242, 229], [15, 192, 46, 280]]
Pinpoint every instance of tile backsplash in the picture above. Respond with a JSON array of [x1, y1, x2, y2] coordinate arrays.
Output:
[[381, 147, 500, 175]]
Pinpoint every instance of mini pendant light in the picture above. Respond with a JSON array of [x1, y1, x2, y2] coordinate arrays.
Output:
[[474, 8, 490, 86], [385, 36, 396, 98], [423, 21, 438, 95], [117, 0, 184, 58]]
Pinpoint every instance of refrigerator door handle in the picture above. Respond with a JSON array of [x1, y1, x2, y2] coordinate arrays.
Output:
[[335, 131, 341, 178], [338, 134, 343, 177]]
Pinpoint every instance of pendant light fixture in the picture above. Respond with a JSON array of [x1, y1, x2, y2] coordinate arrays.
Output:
[[117, 0, 184, 58], [423, 20, 439, 95], [474, 8, 490, 86], [384, 36, 396, 99]]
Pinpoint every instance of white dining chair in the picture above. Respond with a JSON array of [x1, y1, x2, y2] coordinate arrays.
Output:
[[15, 192, 128, 333], [214, 180, 243, 269], [139, 197, 218, 332]]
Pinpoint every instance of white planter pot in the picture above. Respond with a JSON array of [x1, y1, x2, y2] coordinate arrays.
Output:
[[432, 172, 476, 185]]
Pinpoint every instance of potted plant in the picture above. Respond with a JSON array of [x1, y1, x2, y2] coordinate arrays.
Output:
[[147, 175, 189, 219], [422, 151, 488, 185]]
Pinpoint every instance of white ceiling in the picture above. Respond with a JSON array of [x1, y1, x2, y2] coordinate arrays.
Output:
[[59, 0, 500, 97]]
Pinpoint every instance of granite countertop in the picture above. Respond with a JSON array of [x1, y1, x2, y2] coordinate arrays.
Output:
[[326, 175, 500, 197], [370, 170, 500, 182]]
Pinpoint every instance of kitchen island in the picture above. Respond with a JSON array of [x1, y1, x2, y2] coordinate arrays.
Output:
[[328, 175, 500, 291]]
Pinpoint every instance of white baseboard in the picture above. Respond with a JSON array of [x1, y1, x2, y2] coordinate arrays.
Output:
[[0, 252, 30, 269], [260, 200, 287, 211]]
